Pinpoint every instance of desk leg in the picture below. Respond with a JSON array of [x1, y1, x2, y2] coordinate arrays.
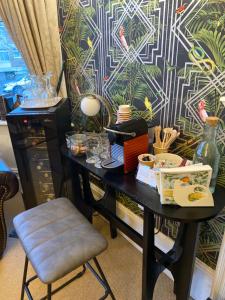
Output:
[[70, 163, 83, 208], [80, 171, 94, 223], [70, 163, 93, 223], [142, 209, 158, 300], [104, 186, 117, 239], [171, 222, 200, 300]]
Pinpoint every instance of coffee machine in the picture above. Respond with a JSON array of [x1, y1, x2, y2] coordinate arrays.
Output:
[[103, 118, 149, 173]]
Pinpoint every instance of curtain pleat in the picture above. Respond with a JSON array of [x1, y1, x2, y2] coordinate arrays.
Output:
[[0, 0, 66, 96]]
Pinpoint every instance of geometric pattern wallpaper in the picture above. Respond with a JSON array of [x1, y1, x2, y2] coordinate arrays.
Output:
[[58, 0, 225, 269]]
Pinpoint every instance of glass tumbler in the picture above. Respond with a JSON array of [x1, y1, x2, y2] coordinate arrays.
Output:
[[99, 133, 111, 160], [65, 131, 76, 148], [86, 136, 101, 164], [93, 133, 111, 168]]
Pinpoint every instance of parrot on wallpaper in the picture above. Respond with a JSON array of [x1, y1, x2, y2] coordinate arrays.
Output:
[[198, 100, 208, 122], [176, 3, 188, 14], [103, 75, 109, 81], [71, 79, 81, 96], [119, 26, 129, 51], [144, 97, 153, 114], [87, 37, 93, 49]]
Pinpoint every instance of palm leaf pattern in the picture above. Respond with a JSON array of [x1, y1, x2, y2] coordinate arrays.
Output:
[[193, 29, 225, 70], [58, 0, 225, 269], [175, 2, 225, 269], [187, 3, 225, 34]]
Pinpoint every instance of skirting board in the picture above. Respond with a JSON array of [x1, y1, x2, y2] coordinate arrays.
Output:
[[91, 183, 214, 300]]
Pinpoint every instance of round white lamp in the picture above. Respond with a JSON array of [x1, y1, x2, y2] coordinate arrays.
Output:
[[80, 93, 112, 127], [80, 95, 101, 116]]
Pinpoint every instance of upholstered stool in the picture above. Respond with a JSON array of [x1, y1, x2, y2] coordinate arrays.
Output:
[[14, 197, 115, 300]]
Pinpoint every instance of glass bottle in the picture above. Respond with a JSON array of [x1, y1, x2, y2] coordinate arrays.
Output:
[[193, 116, 220, 193]]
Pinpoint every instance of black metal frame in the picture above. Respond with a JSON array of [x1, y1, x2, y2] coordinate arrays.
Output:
[[20, 256, 115, 300]]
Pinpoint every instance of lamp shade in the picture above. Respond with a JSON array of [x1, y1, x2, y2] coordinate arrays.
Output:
[[80, 95, 101, 116]]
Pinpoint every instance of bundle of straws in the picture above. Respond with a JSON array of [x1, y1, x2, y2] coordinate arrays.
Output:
[[154, 126, 180, 153]]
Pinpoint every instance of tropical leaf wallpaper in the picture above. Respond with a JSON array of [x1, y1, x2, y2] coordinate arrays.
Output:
[[58, 0, 225, 269]]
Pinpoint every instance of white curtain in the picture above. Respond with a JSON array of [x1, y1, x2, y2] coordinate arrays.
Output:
[[0, 0, 66, 96]]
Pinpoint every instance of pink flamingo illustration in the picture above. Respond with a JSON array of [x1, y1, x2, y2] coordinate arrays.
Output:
[[198, 100, 208, 122], [71, 79, 81, 96], [119, 26, 129, 51], [103, 75, 109, 81]]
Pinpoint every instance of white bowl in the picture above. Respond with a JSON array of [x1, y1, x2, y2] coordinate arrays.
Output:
[[154, 153, 183, 192], [155, 153, 183, 168]]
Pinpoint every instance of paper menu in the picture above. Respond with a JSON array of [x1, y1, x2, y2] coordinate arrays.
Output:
[[136, 164, 157, 188], [136, 163, 213, 207], [159, 165, 212, 205], [173, 184, 214, 207]]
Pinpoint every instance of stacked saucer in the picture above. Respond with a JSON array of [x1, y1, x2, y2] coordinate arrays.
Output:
[[116, 105, 132, 123]]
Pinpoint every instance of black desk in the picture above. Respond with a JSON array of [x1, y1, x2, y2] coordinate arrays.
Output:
[[62, 146, 225, 300]]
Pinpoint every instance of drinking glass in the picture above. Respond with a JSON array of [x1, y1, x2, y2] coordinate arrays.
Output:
[[43, 72, 57, 99], [65, 131, 76, 148], [94, 140, 103, 168], [99, 133, 111, 160], [22, 75, 34, 102], [31, 75, 44, 99], [86, 136, 101, 164], [93, 133, 111, 168]]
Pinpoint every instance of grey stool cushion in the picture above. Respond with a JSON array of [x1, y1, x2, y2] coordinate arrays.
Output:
[[13, 198, 108, 284]]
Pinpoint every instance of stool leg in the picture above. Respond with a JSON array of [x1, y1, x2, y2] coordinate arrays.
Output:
[[47, 284, 52, 300], [93, 258, 116, 300], [20, 256, 29, 300]]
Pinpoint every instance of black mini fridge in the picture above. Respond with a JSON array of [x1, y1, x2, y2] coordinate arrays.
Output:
[[6, 99, 71, 209]]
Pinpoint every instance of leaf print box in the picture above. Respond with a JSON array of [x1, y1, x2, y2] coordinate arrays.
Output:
[[159, 165, 212, 205]]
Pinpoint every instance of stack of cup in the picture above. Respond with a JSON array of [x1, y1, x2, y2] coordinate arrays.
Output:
[[116, 105, 132, 123]]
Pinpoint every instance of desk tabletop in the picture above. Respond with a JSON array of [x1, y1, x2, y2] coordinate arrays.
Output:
[[62, 146, 225, 223]]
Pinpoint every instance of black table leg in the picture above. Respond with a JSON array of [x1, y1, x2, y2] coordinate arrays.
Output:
[[170, 222, 200, 300], [79, 172, 117, 239], [104, 186, 117, 239], [69, 162, 83, 206], [142, 209, 159, 300], [80, 171, 94, 223], [68, 162, 93, 222]]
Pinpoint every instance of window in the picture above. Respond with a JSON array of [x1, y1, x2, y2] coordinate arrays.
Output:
[[0, 20, 29, 101], [0, 50, 10, 61]]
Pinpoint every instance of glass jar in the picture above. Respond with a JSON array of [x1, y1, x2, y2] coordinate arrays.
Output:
[[193, 116, 220, 193], [67, 133, 87, 156]]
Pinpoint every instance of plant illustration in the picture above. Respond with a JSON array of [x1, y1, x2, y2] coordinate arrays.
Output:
[[110, 62, 161, 122], [58, 0, 225, 270]]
